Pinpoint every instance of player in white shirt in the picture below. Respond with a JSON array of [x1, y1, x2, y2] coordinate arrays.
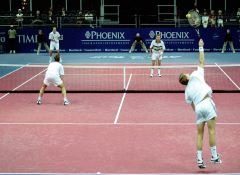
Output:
[[37, 54, 70, 105], [49, 27, 61, 63], [149, 34, 165, 77], [179, 39, 222, 169]]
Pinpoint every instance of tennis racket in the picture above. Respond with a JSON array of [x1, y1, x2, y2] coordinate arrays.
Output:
[[186, 9, 201, 38]]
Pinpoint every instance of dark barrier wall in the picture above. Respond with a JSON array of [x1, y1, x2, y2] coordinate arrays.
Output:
[[0, 27, 240, 53]]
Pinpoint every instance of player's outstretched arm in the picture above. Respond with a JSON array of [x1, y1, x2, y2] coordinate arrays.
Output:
[[199, 39, 205, 68]]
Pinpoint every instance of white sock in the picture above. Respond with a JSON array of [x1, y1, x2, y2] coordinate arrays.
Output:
[[158, 69, 161, 74], [49, 56, 52, 62], [150, 68, 154, 75], [38, 96, 42, 100], [210, 146, 218, 159], [64, 97, 68, 101], [197, 150, 203, 161]]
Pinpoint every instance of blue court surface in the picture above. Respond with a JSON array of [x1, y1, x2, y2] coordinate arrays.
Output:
[[0, 52, 239, 65]]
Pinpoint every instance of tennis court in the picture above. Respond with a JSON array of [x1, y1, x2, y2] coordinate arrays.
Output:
[[0, 52, 240, 174]]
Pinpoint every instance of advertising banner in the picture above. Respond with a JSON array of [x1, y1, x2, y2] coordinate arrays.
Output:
[[0, 27, 239, 53]]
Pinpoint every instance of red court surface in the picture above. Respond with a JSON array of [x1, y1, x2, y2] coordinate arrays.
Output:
[[0, 92, 240, 174], [0, 64, 240, 174]]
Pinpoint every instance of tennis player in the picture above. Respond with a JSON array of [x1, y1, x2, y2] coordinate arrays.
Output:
[[179, 39, 222, 169], [49, 27, 61, 63], [149, 34, 165, 77], [37, 54, 70, 105]]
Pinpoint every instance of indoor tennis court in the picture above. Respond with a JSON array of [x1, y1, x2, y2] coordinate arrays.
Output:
[[0, 52, 239, 174]]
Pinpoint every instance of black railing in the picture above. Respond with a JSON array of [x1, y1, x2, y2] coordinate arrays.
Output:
[[0, 14, 239, 28]]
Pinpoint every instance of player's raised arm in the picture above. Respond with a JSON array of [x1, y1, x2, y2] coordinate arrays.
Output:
[[198, 39, 205, 68]]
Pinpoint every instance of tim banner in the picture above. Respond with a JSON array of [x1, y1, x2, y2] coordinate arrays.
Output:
[[0, 27, 239, 53]]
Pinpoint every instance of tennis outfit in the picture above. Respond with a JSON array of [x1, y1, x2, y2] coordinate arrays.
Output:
[[150, 40, 165, 60], [185, 66, 217, 124], [49, 31, 60, 51], [44, 62, 64, 86]]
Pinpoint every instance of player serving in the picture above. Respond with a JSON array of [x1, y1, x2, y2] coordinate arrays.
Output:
[[49, 27, 61, 63], [149, 34, 165, 77], [179, 39, 222, 169], [37, 54, 70, 105]]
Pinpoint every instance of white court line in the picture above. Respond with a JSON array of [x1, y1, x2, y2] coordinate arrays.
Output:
[[2, 122, 237, 126], [0, 172, 240, 175], [0, 68, 47, 100], [114, 74, 132, 124], [215, 63, 240, 90], [0, 64, 29, 79]]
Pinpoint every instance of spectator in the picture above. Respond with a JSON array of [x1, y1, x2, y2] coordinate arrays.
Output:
[[16, 9, 23, 28], [209, 10, 216, 27], [237, 8, 240, 24], [221, 29, 236, 53], [202, 9, 209, 28], [129, 33, 148, 53], [76, 11, 84, 24], [48, 8, 54, 24], [8, 25, 17, 54], [61, 7, 66, 17], [217, 10, 224, 28], [84, 11, 94, 28], [193, 2, 199, 13], [36, 29, 49, 55], [32, 10, 43, 24]]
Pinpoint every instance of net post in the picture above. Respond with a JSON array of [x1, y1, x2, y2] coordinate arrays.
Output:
[[123, 66, 126, 91]]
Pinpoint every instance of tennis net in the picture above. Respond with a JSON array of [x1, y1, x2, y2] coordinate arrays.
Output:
[[0, 64, 240, 93]]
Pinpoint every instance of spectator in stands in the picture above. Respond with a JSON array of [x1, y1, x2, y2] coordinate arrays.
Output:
[[61, 7, 66, 17], [84, 11, 94, 28], [209, 10, 216, 27], [8, 25, 17, 54], [32, 10, 43, 24], [217, 10, 224, 28], [16, 9, 23, 28], [36, 29, 49, 55], [193, 2, 199, 13], [237, 8, 240, 24], [202, 9, 209, 28], [76, 11, 84, 24], [48, 8, 54, 24], [221, 29, 236, 53], [129, 33, 148, 53]]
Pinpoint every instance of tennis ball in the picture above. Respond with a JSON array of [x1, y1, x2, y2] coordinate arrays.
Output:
[[186, 13, 191, 18]]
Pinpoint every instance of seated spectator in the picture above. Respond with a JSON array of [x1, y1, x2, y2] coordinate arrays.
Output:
[[84, 11, 94, 28], [237, 8, 240, 24], [16, 9, 23, 28], [76, 11, 84, 24], [202, 9, 209, 28], [193, 2, 199, 13], [47, 8, 54, 24], [61, 7, 66, 17], [209, 10, 216, 27], [217, 10, 224, 28], [32, 10, 44, 24]]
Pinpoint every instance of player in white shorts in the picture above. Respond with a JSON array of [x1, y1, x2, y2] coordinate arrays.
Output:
[[149, 34, 165, 77], [37, 54, 70, 105], [49, 27, 61, 63], [179, 39, 222, 169]]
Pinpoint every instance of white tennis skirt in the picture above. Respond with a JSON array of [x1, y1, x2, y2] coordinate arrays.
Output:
[[195, 98, 217, 124]]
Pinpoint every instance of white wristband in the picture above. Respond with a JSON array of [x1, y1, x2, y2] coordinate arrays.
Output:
[[199, 47, 204, 52]]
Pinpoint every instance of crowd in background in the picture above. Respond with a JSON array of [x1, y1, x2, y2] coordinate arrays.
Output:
[[8, 5, 240, 28]]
